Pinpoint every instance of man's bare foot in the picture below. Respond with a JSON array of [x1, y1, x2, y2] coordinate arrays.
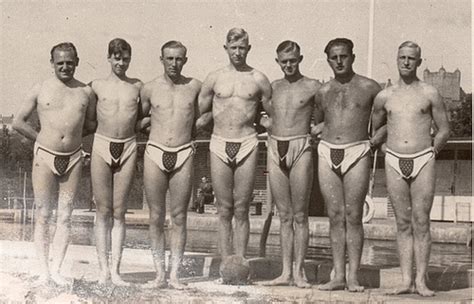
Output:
[[347, 278, 364, 292], [318, 279, 345, 291], [257, 275, 292, 286], [50, 273, 71, 286], [415, 282, 435, 297], [143, 278, 167, 289], [168, 279, 188, 290], [98, 272, 110, 285], [385, 284, 415, 295], [294, 276, 311, 289], [32, 275, 50, 287], [111, 274, 130, 287]]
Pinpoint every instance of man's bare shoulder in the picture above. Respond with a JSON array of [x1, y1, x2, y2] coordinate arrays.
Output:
[[302, 76, 322, 90], [318, 80, 334, 95], [251, 69, 270, 83], [188, 77, 202, 89], [419, 81, 440, 97], [375, 86, 394, 100], [271, 78, 286, 88], [129, 78, 143, 88], [354, 74, 382, 91]]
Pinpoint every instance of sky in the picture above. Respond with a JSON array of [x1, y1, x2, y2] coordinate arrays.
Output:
[[0, 0, 471, 115]]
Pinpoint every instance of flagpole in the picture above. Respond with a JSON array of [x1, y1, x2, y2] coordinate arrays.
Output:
[[367, 0, 375, 78]]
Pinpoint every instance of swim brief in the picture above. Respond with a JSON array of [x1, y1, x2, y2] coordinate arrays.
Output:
[[209, 133, 258, 168], [318, 139, 371, 176], [268, 134, 312, 172], [385, 147, 434, 180], [34, 142, 82, 176], [92, 133, 137, 168], [145, 140, 194, 173]]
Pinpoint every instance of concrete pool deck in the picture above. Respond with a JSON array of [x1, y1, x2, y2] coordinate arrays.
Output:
[[0, 241, 472, 303]]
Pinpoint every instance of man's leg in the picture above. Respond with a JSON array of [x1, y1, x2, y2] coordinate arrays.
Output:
[[143, 155, 168, 288], [32, 159, 58, 284], [210, 153, 234, 257], [289, 151, 313, 288], [318, 157, 346, 291], [91, 154, 113, 284], [259, 157, 292, 286], [233, 148, 258, 257], [342, 156, 370, 292], [109, 153, 137, 286], [385, 163, 415, 295], [168, 155, 194, 289], [410, 160, 435, 297], [50, 162, 82, 285]]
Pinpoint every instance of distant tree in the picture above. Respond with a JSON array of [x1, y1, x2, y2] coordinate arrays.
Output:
[[450, 93, 472, 137]]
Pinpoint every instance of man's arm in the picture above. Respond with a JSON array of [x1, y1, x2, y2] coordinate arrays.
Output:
[[196, 72, 216, 129], [137, 84, 152, 133], [191, 80, 203, 138], [429, 87, 450, 154], [370, 90, 388, 148], [311, 88, 325, 136], [83, 85, 97, 136], [12, 84, 41, 141], [255, 72, 272, 133]]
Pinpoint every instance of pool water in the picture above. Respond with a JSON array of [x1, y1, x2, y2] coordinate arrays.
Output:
[[0, 221, 471, 269]]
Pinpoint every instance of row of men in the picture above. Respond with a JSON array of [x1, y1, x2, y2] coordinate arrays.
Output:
[[13, 28, 450, 296]]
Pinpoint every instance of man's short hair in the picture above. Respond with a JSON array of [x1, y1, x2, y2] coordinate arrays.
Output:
[[324, 38, 354, 56], [161, 40, 187, 56], [226, 28, 249, 44], [108, 38, 132, 57], [50, 42, 78, 60], [398, 41, 421, 58], [276, 40, 300, 55]]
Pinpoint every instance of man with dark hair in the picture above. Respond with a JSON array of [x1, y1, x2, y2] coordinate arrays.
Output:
[[89, 38, 143, 286], [13, 42, 96, 285], [314, 38, 382, 292], [198, 28, 271, 280], [258, 40, 320, 288], [372, 41, 449, 297], [140, 40, 201, 289]]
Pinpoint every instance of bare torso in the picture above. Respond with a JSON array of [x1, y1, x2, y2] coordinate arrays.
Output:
[[271, 77, 321, 136], [36, 78, 92, 152], [212, 67, 264, 138], [384, 82, 435, 153], [319, 74, 380, 144], [145, 76, 201, 146], [92, 77, 142, 139]]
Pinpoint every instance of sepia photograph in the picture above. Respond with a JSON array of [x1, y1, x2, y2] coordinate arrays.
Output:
[[0, 0, 472, 302]]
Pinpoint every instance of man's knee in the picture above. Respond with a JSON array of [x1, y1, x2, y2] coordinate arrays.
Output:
[[56, 210, 72, 227], [395, 216, 412, 233], [171, 211, 187, 227], [233, 201, 249, 222], [345, 209, 362, 227], [413, 213, 430, 234], [96, 205, 113, 219], [327, 208, 344, 225], [293, 211, 308, 226], [149, 211, 166, 227], [113, 205, 126, 221]]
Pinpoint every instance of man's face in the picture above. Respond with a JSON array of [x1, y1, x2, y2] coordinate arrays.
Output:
[[51, 49, 78, 83], [327, 44, 354, 77], [161, 47, 187, 78], [397, 46, 421, 77], [108, 51, 131, 76], [225, 39, 250, 66], [276, 50, 302, 77]]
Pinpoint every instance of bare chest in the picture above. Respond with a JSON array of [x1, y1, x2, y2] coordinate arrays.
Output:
[[323, 86, 372, 113], [214, 74, 260, 100], [150, 84, 197, 111], [37, 87, 89, 114], [386, 94, 431, 119], [272, 85, 314, 110], [96, 82, 140, 108]]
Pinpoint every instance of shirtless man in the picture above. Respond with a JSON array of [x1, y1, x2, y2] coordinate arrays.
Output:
[[198, 28, 271, 267], [12, 43, 95, 285], [372, 41, 449, 297], [89, 38, 143, 286], [314, 38, 382, 292], [140, 41, 201, 289], [258, 41, 320, 288]]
